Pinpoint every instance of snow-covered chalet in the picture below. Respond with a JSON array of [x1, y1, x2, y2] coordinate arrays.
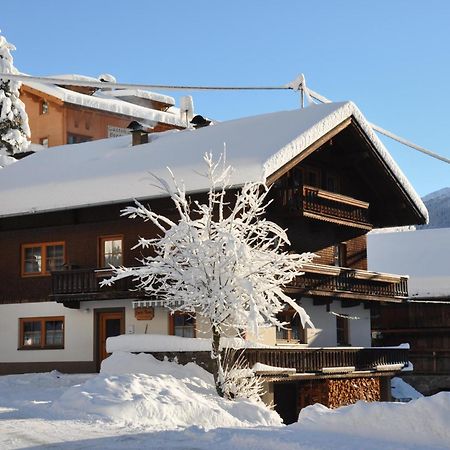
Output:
[[0, 101, 428, 423], [20, 74, 189, 149]]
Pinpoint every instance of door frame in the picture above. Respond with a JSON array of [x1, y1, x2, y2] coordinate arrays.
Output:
[[94, 307, 125, 372]]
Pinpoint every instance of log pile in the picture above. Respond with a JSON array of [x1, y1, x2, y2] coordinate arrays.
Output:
[[326, 377, 381, 409]]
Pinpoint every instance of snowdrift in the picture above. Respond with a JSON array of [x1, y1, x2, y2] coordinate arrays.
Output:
[[296, 392, 450, 449], [52, 352, 281, 430]]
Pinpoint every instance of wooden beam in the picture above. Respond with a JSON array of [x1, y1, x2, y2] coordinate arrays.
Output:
[[313, 297, 332, 306], [341, 300, 361, 308], [266, 118, 352, 186], [21, 84, 65, 106]]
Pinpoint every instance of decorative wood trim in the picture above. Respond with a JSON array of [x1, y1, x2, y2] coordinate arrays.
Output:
[[21, 241, 66, 277], [21, 85, 65, 106], [303, 185, 369, 209], [266, 118, 352, 186], [303, 211, 373, 230]]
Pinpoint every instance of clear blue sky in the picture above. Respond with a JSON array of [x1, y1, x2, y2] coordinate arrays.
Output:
[[2, 0, 449, 197]]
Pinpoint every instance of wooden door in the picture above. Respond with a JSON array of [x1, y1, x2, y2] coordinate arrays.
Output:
[[97, 311, 124, 367]]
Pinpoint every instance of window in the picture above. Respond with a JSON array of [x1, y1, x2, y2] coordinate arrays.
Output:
[[302, 166, 321, 188], [99, 236, 123, 267], [326, 173, 340, 193], [170, 312, 196, 338], [19, 317, 64, 349], [276, 307, 307, 343], [21, 242, 65, 276], [334, 243, 347, 267], [67, 133, 92, 144], [336, 316, 350, 346], [40, 101, 49, 115]]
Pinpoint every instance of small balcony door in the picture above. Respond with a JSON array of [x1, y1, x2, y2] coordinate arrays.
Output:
[[96, 310, 124, 370]]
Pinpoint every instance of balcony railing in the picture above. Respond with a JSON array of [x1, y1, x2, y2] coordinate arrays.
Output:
[[288, 263, 408, 302], [50, 268, 141, 305], [280, 185, 372, 229], [148, 346, 409, 377], [240, 346, 409, 375]]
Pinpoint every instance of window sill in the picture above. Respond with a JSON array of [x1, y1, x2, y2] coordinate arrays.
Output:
[[18, 346, 64, 351]]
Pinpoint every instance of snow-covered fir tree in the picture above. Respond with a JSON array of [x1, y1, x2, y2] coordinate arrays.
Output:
[[104, 154, 314, 396], [0, 32, 30, 165]]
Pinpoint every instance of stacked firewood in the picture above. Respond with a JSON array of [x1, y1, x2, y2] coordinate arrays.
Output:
[[327, 377, 380, 409]]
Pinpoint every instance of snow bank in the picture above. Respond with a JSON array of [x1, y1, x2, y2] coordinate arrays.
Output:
[[296, 393, 450, 448], [106, 333, 268, 353], [52, 352, 281, 430], [391, 377, 423, 401]]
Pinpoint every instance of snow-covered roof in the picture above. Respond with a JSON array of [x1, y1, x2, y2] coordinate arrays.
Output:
[[0, 101, 428, 221], [368, 228, 450, 298], [22, 75, 183, 127], [99, 89, 175, 106]]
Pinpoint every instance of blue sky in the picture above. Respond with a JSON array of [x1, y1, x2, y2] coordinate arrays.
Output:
[[2, 0, 449, 196]]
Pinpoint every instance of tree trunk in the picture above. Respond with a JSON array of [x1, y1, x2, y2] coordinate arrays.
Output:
[[211, 325, 224, 397]]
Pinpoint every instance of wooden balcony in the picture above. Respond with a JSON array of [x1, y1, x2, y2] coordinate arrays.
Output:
[[281, 185, 372, 229], [240, 346, 409, 377], [149, 346, 409, 379], [288, 263, 408, 302], [50, 268, 142, 307]]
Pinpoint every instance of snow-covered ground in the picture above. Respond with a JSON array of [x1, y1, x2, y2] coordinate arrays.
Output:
[[1, 353, 449, 450]]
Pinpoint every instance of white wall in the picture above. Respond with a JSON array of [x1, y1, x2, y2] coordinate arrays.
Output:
[[0, 296, 372, 364], [303, 298, 371, 347], [0, 302, 93, 362]]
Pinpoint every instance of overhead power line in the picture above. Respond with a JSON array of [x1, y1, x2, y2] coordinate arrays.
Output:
[[0, 73, 289, 91], [1, 72, 449, 164], [307, 88, 450, 165]]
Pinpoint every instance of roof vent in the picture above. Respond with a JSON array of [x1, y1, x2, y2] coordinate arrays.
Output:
[[98, 73, 117, 83], [190, 115, 211, 129], [127, 121, 151, 146]]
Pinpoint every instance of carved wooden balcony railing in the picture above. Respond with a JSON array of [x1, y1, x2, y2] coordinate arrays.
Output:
[[280, 185, 372, 229], [288, 263, 408, 302], [240, 346, 409, 375], [50, 268, 142, 306], [148, 346, 409, 378]]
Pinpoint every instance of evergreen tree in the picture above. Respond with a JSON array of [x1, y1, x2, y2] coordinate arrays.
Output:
[[0, 32, 30, 158]]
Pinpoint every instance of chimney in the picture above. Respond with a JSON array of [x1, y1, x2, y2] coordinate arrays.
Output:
[[127, 121, 150, 146], [190, 115, 211, 129]]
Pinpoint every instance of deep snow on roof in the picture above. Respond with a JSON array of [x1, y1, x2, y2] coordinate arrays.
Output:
[[23, 76, 183, 127], [0, 101, 428, 220], [368, 228, 450, 298]]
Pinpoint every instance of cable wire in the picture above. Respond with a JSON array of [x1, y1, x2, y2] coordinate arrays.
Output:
[[0, 73, 289, 91], [1, 72, 449, 164]]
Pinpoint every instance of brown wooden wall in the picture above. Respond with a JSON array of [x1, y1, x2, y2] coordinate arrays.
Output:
[[314, 235, 367, 269], [372, 303, 450, 375], [0, 200, 173, 304], [22, 87, 66, 146], [21, 86, 182, 148]]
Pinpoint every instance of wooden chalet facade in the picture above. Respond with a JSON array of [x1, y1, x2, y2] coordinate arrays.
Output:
[[20, 75, 186, 149], [369, 228, 450, 396], [0, 101, 427, 423]]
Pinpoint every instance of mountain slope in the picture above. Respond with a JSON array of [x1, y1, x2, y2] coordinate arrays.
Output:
[[419, 187, 450, 229]]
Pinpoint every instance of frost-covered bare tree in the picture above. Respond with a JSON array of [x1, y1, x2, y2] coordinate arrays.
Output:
[[0, 31, 30, 167], [104, 154, 314, 396]]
